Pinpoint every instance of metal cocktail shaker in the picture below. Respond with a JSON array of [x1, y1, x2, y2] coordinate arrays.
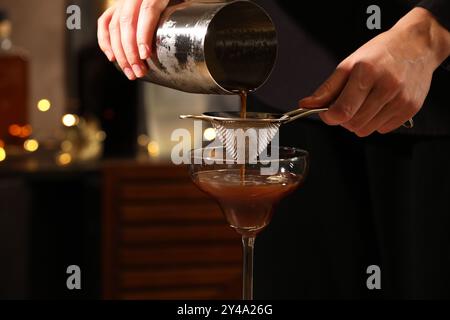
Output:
[[140, 0, 277, 94]]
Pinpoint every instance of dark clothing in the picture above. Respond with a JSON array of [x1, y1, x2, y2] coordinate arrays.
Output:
[[418, 0, 450, 31], [251, 1, 450, 299], [254, 118, 450, 299], [418, 0, 450, 71]]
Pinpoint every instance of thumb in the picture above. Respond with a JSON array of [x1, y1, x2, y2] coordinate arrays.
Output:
[[299, 66, 350, 109]]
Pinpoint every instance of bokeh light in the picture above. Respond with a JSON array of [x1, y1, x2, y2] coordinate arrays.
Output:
[[19, 125, 33, 138], [62, 114, 79, 127], [0, 148, 6, 162], [147, 141, 160, 157], [37, 99, 51, 112], [137, 134, 149, 147], [104, 0, 117, 10], [8, 124, 21, 137], [203, 128, 216, 141], [57, 153, 72, 166], [61, 140, 73, 152], [96, 131, 107, 141], [24, 139, 39, 152]]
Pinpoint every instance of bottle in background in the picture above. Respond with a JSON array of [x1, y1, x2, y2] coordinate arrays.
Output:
[[0, 9, 29, 147]]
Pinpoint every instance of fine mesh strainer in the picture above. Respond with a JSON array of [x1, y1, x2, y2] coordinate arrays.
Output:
[[180, 108, 328, 160], [180, 108, 414, 160]]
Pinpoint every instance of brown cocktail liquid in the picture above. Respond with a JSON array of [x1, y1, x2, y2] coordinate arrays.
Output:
[[239, 91, 248, 182], [239, 91, 247, 119], [193, 169, 301, 236]]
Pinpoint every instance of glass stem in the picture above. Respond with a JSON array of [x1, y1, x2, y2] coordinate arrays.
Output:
[[242, 236, 255, 300]]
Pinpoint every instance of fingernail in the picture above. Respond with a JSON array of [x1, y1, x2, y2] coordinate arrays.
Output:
[[299, 97, 318, 108], [123, 67, 136, 80], [132, 64, 144, 78], [319, 111, 334, 126], [299, 97, 312, 104], [139, 44, 150, 59], [105, 50, 114, 61]]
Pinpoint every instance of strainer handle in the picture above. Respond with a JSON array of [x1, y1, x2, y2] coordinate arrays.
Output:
[[284, 108, 414, 129], [179, 114, 212, 121], [283, 108, 329, 123]]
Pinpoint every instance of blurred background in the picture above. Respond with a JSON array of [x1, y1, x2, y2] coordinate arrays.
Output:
[[0, 0, 242, 299]]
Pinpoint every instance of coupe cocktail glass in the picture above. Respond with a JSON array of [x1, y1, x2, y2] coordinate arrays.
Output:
[[189, 146, 309, 300]]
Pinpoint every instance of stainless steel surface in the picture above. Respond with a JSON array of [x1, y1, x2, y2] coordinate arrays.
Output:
[[141, 0, 277, 94], [181, 109, 414, 127], [283, 108, 329, 123], [180, 108, 328, 124]]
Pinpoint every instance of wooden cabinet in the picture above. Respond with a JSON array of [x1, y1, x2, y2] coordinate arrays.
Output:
[[102, 162, 241, 299]]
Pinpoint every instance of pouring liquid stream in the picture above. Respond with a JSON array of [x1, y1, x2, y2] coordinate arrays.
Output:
[[239, 91, 248, 183]]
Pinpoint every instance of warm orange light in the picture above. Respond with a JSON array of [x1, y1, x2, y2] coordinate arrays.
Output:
[[24, 139, 39, 152], [147, 141, 160, 157], [0, 147, 5, 162], [104, 0, 117, 10], [8, 124, 21, 137], [19, 125, 33, 138], [57, 153, 72, 166], [0, 140, 4, 148], [61, 140, 73, 152], [96, 131, 107, 141], [137, 134, 149, 147]]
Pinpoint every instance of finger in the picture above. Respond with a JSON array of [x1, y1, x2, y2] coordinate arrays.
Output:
[[352, 104, 395, 137], [342, 75, 400, 132], [137, 0, 169, 59], [355, 94, 417, 137], [321, 61, 377, 126], [377, 100, 419, 134], [110, 2, 136, 80], [120, 0, 147, 78], [299, 65, 350, 109], [377, 116, 407, 134], [97, 6, 116, 61]]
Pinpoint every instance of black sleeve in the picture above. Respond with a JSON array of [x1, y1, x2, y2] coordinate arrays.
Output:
[[417, 0, 450, 30], [416, 0, 450, 70]]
